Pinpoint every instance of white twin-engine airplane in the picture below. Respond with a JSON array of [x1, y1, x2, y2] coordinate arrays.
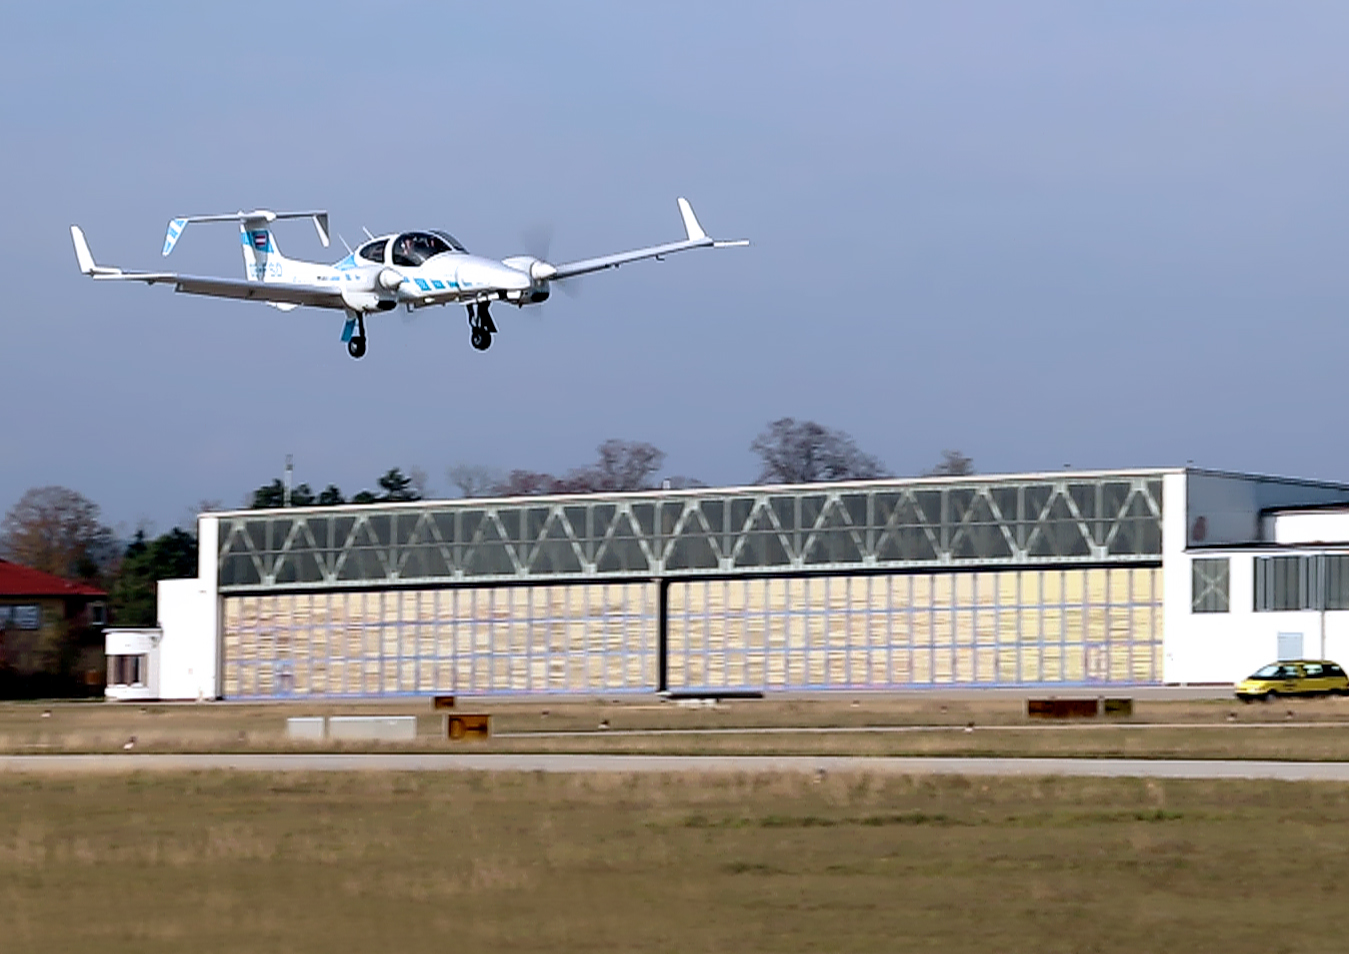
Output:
[[70, 199, 746, 358]]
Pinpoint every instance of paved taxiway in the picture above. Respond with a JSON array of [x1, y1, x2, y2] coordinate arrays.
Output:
[[3, 753, 1349, 781]]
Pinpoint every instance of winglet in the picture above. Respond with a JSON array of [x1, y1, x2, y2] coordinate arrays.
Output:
[[312, 213, 330, 248], [677, 197, 707, 242], [70, 225, 122, 276], [71, 226, 96, 274]]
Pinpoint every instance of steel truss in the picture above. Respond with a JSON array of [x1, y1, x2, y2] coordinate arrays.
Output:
[[216, 473, 1164, 592]]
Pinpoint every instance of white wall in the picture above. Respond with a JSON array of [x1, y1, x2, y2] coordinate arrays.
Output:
[[197, 514, 220, 697], [1161, 472, 1191, 682], [156, 578, 217, 700], [1165, 549, 1349, 684], [1267, 510, 1349, 546]]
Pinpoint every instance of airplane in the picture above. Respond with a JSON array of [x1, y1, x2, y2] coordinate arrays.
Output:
[[70, 199, 747, 358]]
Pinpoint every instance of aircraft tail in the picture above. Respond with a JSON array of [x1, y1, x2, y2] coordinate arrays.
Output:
[[161, 209, 329, 283]]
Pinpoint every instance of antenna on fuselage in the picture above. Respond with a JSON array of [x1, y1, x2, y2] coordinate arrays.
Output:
[[338, 234, 353, 255], [361, 226, 375, 240]]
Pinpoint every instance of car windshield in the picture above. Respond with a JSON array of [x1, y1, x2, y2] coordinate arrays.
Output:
[[1252, 664, 1286, 678]]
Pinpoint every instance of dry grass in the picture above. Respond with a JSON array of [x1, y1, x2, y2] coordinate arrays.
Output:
[[2, 769, 1348, 953], [5, 695, 1349, 761]]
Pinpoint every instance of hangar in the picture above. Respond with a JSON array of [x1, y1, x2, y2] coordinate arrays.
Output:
[[104, 467, 1349, 701]]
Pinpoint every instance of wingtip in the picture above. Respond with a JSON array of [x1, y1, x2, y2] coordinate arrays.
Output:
[[70, 225, 96, 275]]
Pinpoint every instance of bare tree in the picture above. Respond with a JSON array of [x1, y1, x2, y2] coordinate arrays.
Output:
[[489, 441, 672, 497], [492, 470, 561, 496], [749, 418, 888, 484], [560, 439, 667, 493], [923, 450, 975, 477], [0, 486, 117, 582], [447, 464, 504, 498]]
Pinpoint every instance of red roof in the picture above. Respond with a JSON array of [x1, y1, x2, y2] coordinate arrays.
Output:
[[0, 560, 105, 598]]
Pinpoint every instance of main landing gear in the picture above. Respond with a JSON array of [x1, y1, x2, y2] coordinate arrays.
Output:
[[467, 301, 496, 351], [346, 312, 368, 359]]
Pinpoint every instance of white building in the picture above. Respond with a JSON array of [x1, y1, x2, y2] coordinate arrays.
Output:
[[106, 467, 1349, 700]]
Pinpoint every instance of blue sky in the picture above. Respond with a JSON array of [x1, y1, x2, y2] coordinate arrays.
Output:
[[4, 2, 1349, 533]]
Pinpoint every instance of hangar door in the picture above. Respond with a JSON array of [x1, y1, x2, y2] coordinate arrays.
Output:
[[222, 583, 657, 698], [666, 568, 1162, 691]]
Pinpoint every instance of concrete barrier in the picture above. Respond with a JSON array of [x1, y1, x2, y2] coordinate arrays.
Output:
[[285, 717, 327, 741], [327, 716, 418, 742]]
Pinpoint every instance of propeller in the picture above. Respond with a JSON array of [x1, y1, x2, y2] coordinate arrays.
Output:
[[520, 224, 581, 299]]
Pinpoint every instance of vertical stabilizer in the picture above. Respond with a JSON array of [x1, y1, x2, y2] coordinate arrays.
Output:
[[239, 216, 289, 283]]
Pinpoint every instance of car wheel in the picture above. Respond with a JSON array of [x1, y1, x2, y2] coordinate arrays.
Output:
[[1264, 691, 1278, 703]]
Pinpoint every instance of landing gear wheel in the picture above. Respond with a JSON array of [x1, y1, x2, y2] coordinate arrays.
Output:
[[348, 336, 367, 359], [467, 301, 495, 351]]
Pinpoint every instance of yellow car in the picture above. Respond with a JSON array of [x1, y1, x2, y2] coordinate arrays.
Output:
[[1235, 660, 1349, 702]]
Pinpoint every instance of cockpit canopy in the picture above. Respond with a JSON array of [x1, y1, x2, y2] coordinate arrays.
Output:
[[357, 231, 467, 268]]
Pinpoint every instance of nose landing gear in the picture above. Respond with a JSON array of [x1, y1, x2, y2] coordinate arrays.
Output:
[[467, 301, 496, 351]]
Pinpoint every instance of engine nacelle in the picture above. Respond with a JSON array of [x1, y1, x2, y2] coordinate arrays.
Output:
[[377, 268, 404, 291], [341, 289, 394, 312]]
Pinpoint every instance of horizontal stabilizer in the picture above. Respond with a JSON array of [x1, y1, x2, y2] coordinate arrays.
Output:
[[163, 209, 330, 256]]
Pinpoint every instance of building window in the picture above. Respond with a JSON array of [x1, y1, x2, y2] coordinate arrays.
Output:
[[1255, 555, 1349, 612], [1256, 556, 1309, 611], [1192, 558, 1230, 613], [0, 604, 42, 630], [107, 654, 147, 687], [88, 602, 106, 626], [1326, 555, 1349, 611]]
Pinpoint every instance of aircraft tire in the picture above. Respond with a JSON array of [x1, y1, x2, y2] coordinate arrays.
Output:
[[348, 336, 367, 359], [471, 329, 492, 351]]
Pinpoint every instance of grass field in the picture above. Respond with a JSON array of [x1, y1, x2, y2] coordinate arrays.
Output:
[[3, 769, 1349, 953], [7, 695, 1349, 761]]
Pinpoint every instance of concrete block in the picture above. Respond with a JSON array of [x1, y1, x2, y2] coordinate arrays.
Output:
[[285, 717, 326, 741], [327, 715, 417, 742]]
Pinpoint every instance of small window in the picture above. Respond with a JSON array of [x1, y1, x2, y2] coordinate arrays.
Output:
[[358, 239, 387, 263], [1304, 663, 1324, 677], [1192, 558, 1230, 613], [1328, 664, 1346, 678], [107, 654, 148, 687], [88, 602, 106, 626]]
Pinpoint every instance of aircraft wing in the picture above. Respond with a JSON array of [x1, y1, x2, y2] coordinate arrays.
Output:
[[71, 226, 346, 310], [546, 197, 748, 281]]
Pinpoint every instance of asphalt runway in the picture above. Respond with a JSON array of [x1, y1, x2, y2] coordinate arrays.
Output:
[[3, 752, 1349, 781]]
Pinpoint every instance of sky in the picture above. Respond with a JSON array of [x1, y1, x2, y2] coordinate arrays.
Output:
[[4, 1, 1349, 535]]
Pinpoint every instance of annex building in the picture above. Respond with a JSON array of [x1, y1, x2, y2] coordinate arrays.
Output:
[[104, 467, 1349, 701]]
